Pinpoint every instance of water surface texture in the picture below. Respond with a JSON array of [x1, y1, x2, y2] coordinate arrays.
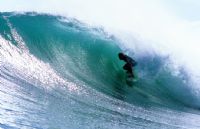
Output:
[[0, 13, 200, 129]]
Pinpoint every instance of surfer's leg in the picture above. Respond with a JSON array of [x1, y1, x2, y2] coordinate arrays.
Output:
[[128, 71, 134, 78], [124, 64, 134, 77], [127, 69, 134, 78], [128, 68, 134, 78], [123, 63, 129, 70]]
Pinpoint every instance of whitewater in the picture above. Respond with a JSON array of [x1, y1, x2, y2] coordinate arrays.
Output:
[[1, 1, 200, 129]]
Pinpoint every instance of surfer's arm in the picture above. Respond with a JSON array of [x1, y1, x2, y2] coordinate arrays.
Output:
[[131, 59, 137, 66], [125, 56, 137, 66]]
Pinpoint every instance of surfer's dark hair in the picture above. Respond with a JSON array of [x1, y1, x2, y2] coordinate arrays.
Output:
[[118, 52, 125, 60]]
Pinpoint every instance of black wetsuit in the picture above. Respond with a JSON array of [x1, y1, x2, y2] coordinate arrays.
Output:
[[122, 55, 137, 77]]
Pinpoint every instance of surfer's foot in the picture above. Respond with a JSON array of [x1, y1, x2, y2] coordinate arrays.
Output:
[[128, 74, 134, 78]]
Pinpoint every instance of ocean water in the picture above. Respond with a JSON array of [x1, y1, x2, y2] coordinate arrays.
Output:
[[0, 12, 200, 129]]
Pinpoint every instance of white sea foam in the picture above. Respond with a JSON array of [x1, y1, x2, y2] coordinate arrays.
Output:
[[0, 25, 80, 93]]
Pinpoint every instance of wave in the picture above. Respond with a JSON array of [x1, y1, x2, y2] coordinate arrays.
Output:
[[0, 12, 200, 111]]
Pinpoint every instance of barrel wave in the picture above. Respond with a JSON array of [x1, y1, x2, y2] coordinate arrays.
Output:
[[1, 12, 200, 129]]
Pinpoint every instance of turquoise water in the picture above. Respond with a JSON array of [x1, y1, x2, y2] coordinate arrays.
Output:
[[0, 12, 200, 129]]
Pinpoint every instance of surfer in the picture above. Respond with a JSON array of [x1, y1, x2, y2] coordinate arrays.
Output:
[[118, 52, 137, 78]]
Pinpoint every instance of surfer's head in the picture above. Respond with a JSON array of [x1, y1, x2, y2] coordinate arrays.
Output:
[[118, 53, 126, 60]]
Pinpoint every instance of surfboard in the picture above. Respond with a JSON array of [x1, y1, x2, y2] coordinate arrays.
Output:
[[126, 73, 137, 86]]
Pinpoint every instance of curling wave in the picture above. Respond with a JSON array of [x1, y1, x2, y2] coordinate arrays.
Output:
[[1, 12, 200, 129]]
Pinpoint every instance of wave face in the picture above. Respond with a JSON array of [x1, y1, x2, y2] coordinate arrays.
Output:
[[1, 12, 200, 129]]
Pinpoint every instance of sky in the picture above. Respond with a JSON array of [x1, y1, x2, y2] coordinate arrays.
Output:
[[1, 0, 200, 74], [0, 0, 200, 21], [163, 0, 200, 21]]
